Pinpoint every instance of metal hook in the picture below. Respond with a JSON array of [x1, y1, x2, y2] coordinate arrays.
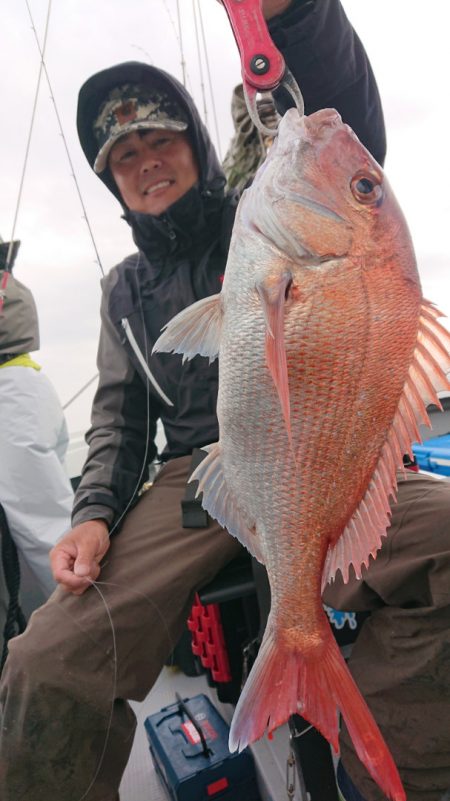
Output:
[[243, 67, 304, 138]]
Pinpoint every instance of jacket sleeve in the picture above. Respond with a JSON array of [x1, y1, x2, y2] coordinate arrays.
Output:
[[269, 0, 387, 165], [71, 281, 158, 530]]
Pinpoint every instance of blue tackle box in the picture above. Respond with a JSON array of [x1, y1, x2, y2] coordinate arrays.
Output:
[[144, 693, 261, 801], [413, 433, 450, 477]]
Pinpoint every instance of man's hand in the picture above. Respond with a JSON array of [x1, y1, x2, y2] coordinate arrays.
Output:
[[50, 520, 110, 595]]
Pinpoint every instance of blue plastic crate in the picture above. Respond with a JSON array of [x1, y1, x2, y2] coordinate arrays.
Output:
[[144, 693, 261, 801], [413, 433, 450, 476]]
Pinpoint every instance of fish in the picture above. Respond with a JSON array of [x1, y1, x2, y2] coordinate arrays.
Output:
[[154, 107, 450, 801]]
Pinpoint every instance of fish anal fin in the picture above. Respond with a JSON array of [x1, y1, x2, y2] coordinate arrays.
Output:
[[322, 300, 450, 589], [190, 444, 265, 564], [153, 293, 222, 362]]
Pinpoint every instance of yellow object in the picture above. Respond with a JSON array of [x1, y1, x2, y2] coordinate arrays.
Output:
[[0, 353, 41, 370]]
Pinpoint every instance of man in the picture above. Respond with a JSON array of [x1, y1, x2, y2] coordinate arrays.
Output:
[[0, 1, 389, 799]]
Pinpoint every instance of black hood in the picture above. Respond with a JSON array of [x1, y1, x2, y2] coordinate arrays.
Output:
[[77, 61, 225, 209], [0, 240, 20, 272]]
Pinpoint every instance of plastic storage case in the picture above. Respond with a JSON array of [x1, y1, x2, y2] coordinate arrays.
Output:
[[144, 693, 261, 801], [413, 433, 450, 476]]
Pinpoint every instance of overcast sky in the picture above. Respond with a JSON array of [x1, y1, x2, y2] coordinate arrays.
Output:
[[1, 0, 449, 435]]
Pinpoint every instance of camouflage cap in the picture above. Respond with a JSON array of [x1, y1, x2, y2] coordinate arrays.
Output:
[[93, 83, 188, 173]]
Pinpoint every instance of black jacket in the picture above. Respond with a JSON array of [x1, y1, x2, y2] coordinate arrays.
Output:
[[73, 0, 386, 528]]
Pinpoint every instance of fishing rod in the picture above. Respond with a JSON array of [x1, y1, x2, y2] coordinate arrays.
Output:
[[24, 0, 104, 277], [0, 0, 52, 314]]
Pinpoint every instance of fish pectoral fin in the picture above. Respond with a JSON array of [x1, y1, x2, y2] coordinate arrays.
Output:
[[153, 293, 222, 363], [322, 299, 450, 590], [190, 443, 265, 564], [256, 276, 292, 440]]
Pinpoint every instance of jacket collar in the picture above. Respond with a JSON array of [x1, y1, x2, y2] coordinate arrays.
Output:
[[124, 177, 226, 273]]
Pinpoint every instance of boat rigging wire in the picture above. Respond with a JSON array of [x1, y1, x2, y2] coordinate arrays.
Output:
[[24, 0, 104, 276], [0, 0, 52, 314], [62, 373, 99, 411], [196, 0, 223, 160]]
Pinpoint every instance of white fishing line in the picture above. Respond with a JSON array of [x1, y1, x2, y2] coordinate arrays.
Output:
[[65, 576, 176, 801], [78, 580, 117, 801], [93, 580, 176, 661]]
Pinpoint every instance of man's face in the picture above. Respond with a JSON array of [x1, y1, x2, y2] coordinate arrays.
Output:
[[108, 129, 199, 216]]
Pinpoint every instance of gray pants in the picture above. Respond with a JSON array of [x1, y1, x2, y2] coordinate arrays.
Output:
[[0, 455, 242, 801], [323, 471, 450, 801]]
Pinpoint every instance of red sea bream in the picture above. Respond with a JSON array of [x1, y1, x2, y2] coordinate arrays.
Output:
[[154, 107, 450, 801]]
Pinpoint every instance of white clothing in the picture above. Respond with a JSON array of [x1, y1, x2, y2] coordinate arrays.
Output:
[[0, 365, 73, 597]]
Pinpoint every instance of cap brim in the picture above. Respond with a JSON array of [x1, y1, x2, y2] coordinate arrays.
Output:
[[93, 119, 188, 173]]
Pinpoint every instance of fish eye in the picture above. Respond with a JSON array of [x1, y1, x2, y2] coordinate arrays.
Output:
[[350, 171, 383, 205]]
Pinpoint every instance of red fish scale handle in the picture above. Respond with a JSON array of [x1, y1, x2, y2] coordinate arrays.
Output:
[[221, 0, 286, 91]]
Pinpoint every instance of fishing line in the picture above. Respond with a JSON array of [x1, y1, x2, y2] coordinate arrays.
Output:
[[93, 580, 175, 662], [24, 0, 104, 276], [0, 0, 52, 313], [77, 579, 118, 801], [68, 576, 175, 801]]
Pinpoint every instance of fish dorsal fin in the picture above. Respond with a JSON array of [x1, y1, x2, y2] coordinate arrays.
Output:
[[322, 300, 450, 589], [190, 443, 265, 564], [153, 293, 222, 363]]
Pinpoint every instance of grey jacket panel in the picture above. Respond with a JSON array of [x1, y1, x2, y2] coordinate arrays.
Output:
[[72, 268, 158, 527]]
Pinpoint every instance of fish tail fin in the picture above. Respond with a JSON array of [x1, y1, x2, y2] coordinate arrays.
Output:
[[229, 623, 405, 801]]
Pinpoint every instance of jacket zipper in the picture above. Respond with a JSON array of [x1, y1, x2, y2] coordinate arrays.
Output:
[[121, 318, 174, 407]]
